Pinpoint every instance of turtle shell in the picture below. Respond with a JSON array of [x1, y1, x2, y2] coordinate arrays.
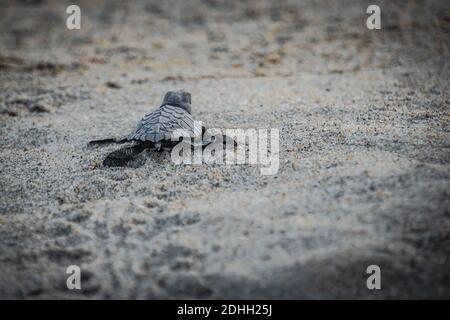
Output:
[[127, 105, 202, 143]]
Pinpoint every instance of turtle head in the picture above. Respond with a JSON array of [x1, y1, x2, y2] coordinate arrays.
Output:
[[162, 90, 192, 114]]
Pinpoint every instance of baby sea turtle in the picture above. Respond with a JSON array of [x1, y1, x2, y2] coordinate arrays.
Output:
[[89, 90, 233, 167]]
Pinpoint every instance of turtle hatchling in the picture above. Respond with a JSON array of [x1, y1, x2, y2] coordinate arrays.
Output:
[[89, 90, 234, 167]]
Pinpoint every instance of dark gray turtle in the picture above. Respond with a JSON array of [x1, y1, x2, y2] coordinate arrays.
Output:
[[89, 90, 233, 167]]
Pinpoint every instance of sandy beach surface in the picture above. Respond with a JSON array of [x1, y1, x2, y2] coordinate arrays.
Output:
[[0, 0, 449, 299]]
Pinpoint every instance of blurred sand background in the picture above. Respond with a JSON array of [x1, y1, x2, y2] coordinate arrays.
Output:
[[0, 0, 449, 298]]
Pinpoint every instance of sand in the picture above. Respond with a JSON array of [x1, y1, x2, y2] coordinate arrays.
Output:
[[0, 0, 449, 299]]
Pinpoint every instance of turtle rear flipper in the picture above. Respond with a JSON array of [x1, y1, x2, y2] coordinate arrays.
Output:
[[88, 136, 128, 146], [103, 142, 151, 167]]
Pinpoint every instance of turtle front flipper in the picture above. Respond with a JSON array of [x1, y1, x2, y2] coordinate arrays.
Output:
[[103, 142, 151, 167], [201, 126, 237, 149], [88, 136, 128, 146], [201, 135, 237, 150], [221, 134, 238, 148]]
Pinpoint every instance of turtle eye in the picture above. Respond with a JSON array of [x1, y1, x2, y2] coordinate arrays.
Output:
[[163, 91, 174, 102]]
